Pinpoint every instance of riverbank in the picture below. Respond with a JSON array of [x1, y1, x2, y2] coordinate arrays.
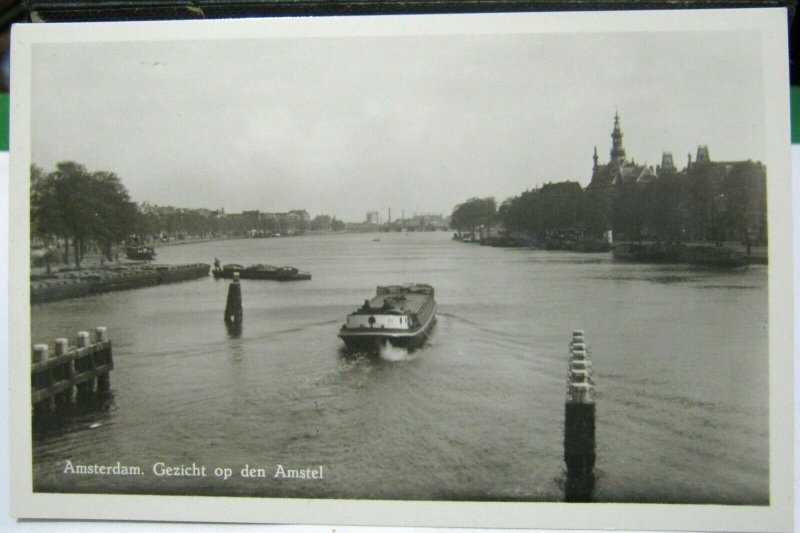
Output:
[[612, 241, 767, 266], [151, 235, 245, 249]]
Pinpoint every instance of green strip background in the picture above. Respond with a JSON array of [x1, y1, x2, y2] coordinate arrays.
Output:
[[0, 89, 796, 150], [0, 93, 7, 151]]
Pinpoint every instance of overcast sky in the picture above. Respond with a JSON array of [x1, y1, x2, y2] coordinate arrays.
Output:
[[30, 28, 765, 222]]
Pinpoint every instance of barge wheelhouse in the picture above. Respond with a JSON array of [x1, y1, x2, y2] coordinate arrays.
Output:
[[338, 284, 436, 350]]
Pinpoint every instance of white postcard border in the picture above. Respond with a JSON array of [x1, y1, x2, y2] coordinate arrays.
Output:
[[8, 9, 793, 531]]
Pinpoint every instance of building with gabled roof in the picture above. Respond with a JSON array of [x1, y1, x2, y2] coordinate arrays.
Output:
[[582, 112, 766, 244], [587, 112, 656, 189]]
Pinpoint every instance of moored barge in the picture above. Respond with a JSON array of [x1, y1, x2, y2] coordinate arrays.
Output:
[[125, 245, 156, 261], [212, 263, 311, 281], [339, 284, 437, 350]]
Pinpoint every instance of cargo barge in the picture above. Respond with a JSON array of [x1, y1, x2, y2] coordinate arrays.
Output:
[[212, 263, 311, 281], [30, 263, 210, 304], [339, 284, 436, 350]]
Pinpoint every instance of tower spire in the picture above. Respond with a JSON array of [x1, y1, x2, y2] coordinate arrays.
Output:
[[592, 146, 598, 170], [609, 111, 626, 165]]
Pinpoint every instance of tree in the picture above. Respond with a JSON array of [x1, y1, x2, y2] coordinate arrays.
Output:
[[30, 162, 140, 267], [30, 164, 63, 250], [451, 197, 496, 237], [538, 182, 583, 237], [478, 197, 497, 228], [89, 171, 139, 260], [500, 189, 543, 237], [311, 215, 332, 231], [612, 182, 647, 242]]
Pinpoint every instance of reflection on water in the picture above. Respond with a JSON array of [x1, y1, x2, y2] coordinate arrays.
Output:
[[33, 391, 115, 439], [227, 336, 245, 362], [31, 232, 769, 503], [225, 322, 243, 338], [565, 472, 595, 503]]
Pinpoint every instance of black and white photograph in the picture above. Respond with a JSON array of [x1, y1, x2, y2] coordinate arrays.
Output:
[[8, 9, 793, 530]]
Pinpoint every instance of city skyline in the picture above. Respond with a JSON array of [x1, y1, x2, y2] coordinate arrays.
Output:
[[31, 26, 765, 222], [136, 202, 448, 225]]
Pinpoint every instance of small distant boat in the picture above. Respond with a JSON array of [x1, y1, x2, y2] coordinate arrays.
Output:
[[212, 263, 311, 281], [339, 284, 437, 350], [125, 246, 156, 261], [373, 238, 380, 242]]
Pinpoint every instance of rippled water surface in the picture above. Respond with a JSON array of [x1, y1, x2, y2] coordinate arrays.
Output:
[[31, 232, 769, 503]]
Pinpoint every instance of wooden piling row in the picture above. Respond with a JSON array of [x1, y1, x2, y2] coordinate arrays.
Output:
[[564, 329, 596, 502], [31, 327, 113, 415]]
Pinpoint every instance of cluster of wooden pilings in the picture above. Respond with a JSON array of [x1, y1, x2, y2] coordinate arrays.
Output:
[[32, 327, 113, 418], [564, 329, 596, 502]]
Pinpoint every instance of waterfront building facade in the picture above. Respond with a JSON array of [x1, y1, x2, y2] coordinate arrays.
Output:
[[495, 113, 767, 248], [587, 112, 656, 190], [585, 113, 767, 245]]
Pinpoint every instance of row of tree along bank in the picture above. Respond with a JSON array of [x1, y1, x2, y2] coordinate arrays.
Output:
[[30, 162, 329, 270], [451, 195, 613, 251], [451, 114, 768, 256], [31, 163, 140, 269], [451, 160, 767, 255]]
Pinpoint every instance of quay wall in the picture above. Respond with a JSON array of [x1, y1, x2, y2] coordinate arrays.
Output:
[[31, 263, 210, 304]]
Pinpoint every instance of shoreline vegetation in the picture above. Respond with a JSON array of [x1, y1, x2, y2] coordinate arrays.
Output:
[[449, 117, 767, 263]]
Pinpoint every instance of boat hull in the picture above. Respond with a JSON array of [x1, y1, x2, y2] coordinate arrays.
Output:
[[339, 302, 437, 351], [212, 267, 311, 281], [271, 272, 312, 281], [125, 246, 156, 261]]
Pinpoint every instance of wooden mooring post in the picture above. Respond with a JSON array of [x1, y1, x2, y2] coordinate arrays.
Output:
[[224, 272, 243, 325], [31, 327, 113, 417], [564, 329, 596, 502]]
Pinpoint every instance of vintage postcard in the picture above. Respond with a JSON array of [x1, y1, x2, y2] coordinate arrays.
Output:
[[7, 8, 793, 531]]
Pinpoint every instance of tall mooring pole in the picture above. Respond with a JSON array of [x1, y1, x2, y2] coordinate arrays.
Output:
[[224, 272, 243, 326], [564, 329, 595, 502]]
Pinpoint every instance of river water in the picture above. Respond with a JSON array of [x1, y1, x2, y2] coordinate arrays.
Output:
[[31, 231, 769, 503]]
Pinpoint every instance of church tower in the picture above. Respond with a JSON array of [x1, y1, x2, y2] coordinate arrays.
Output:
[[660, 152, 675, 171], [696, 145, 710, 164], [609, 111, 626, 166]]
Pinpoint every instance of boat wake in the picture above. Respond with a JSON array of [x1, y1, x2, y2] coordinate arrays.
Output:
[[252, 319, 341, 340], [379, 343, 416, 362]]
